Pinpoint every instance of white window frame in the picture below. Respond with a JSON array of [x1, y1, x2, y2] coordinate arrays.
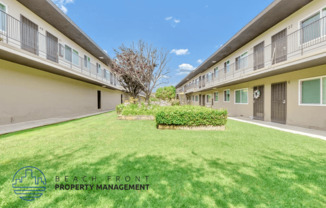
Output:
[[72, 49, 80, 66], [224, 89, 230, 102], [84, 55, 91, 70], [298, 7, 326, 47], [214, 67, 219, 78], [214, 92, 219, 102], [0, 2, 8, 33], [234, 88, 249, 104], [298, 75, 326, 106], [224, 61, 230, 73], [64, 45, 72, 62]]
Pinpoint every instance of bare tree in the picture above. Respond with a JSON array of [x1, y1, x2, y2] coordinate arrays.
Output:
[[112, 40, 169, 102], [111, 45, 145, 98]]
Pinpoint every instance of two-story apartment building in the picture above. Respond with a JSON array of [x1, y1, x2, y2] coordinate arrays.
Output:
[[0, 0, 125, 125], [176, 0, 326, 130]]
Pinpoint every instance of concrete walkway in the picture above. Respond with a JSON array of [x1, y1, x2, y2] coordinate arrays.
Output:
[[229, 117, 326, 141], [0, 110, 113, 135]]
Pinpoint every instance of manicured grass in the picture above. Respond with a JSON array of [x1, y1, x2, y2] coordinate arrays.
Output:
[[1, 112, 326, 207]]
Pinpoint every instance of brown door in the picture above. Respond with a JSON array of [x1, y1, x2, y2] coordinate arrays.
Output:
[[199, 94, 201, 105], [202, 95, 205, 106], [271, 82, 287, 124], [46, 31, 58, 62], [253, 86, 264, 120], [21, 15, 38, 55], [271, 29, 287, 64]]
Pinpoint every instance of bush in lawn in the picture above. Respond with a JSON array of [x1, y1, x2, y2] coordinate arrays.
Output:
[[116, 104, 125, 115], [155, 106, 227, 127], [121, 103, 162, 116]]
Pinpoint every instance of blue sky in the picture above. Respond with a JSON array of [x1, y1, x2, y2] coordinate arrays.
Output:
[[53, 0, 274, 87]]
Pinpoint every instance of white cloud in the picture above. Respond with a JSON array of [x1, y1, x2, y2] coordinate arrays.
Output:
[[170, 49, 189, 56], [174, 19, 180, 24], [52, 0, 75, 14], [197, 59, 203, 64], [165, 16, 173, 21], [176, 63, 195, 75], [178, 63, 194, 71], [165, 16, 181, 28]]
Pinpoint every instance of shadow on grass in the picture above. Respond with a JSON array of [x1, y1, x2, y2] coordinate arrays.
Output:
[[2, 149, 326, 208]]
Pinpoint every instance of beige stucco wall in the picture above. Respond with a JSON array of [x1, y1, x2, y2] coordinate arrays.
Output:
[[0, 60, 122, 125], [189, 65, 326, 130], [0, 0, 113, 73], [180, 0, 326, 90]]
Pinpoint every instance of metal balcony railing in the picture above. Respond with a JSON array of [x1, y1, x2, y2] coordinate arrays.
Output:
[[178, 15, 326, 93], [0, 10, 122, 90]]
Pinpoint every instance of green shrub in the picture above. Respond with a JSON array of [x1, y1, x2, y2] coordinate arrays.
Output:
[[150, 97, 159, 102], [116, 104, 125, 115], [120, 104, 162, 116], [155, 105, 227, 127], [171, 99, 180, 106]]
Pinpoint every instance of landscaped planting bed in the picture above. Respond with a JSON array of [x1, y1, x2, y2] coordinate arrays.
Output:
[[116, 103, 161, 120], [117, 104, 228, 130], [156, 106, 228, 130]]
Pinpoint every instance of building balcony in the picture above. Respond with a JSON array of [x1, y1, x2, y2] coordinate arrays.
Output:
[[0, 11, 123, 91], [180, 16, 326, 94]]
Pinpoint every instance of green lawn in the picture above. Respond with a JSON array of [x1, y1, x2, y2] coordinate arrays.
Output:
[[1, 112, 326, 207]]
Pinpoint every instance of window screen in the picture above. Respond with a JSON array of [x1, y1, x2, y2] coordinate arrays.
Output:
[[301, 13, 320, 43], [301, 79, 320, 104]]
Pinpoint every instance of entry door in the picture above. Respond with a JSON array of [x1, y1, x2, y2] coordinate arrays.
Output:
[[272, 29, 287, 64], [199, 94, 201, 105], [21, 15, 38, 55], [253, 86, 264, 120], [97, 91, 101, 109], [271, 82, 287, 124], [202, 95, 205, 106], [46, 31, 58, 62]]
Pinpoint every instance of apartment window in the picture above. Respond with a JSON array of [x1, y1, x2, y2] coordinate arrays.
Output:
[[110, 72, 113, 84], [195, 95, 198, 101], [192, 96, 194, 101], [72, 49, 79, 66], [224, 90, 230, 102], [214, 92, 219, 102], [214, 67, 218, 78], [103, 69, 107, 78], [65, 45, 72, 62], [96, 63, 101, 74], [300, 77, 326, 105], [207, 94, 211, 102], [323, 9, 326, 36], [235, 52, 248, 70], [84, 55, 91, 69], [224, 61, 230, 73], [0, 3, 7, 32], [59, 44, 64, 57], [301, 12, 321, 44], [114, 74, 117, 86], [235, 88, 248, 104]]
